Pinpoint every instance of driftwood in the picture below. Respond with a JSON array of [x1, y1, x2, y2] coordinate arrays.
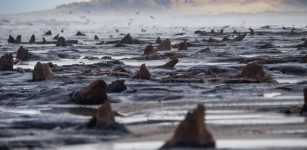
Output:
[[160, 104, 215, 149], [157, 39, 171, 51], [71, 80, 108, 105], [134, 64, 151, 80], [16, 46, 29, 61], [0, 53, 14, 71], [158, 58, 179, 69], [32, 62, 55, 81], [239, 63, 274, 83]]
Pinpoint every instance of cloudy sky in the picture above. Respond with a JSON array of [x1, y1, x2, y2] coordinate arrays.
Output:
[[1, 0, 306, 14]]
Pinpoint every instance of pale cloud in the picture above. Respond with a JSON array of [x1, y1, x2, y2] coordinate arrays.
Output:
[[88, 0, 307, 13], [169, 0, 306, 13]]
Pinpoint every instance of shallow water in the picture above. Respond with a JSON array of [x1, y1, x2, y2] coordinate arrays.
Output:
[[59, 138, 307, 150], [1, 16, 307, 149]]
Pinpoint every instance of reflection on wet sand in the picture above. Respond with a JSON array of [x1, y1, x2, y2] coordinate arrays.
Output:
[[1, 24, 307, 149]]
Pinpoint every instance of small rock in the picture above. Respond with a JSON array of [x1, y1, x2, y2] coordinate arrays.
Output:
[[134, 64, 151, 80], [96, 41, 105, 45], [0, 53, 14, 71], [113, 66, 129, 73], [157, 39, 171, 51], [48, 62, 57, 68], [258, 43, 276, 49], [87, 101, 115, 129], [156, 37, 162, 44], [159, 58, 179, 69], [42, 37, 47, 43], [120, 34, 134, 44], [16, 35, 21, 43], [290, 28, 296, 34], [44, 30, 52, 36], [194, 30, 201, 34], [112, 66, 132, 77], [101, 56, 112, 59], [239, 63, 274, 83], [261, 25, 270, 29], [83, 56, 99, 60], [219, 29, 224, 34], [76, 31, 86, 36], [164, 52, 185, 59], [232, 33, 247, 41], [16, 46, 29, 61], [160, 104, 215, 149], [282, 27, 290, 30], [7, 35, 15, 43], [88, 68, 103, 76], [56, 37, 68, 46], [143, 45, 157, 56], [198, 47, 211, 53], [178, 40, 188, 50], [143, 45, 160, 60], [32, 62, 55, 81], [29, 34, 36, 43], [207, 38, 220, 43], [53, 34, 59, 40], [249, 28, 254, 35], [71, 80, 108, 105], [108, 80, 127, 93], [94, 35, 99, 40], [57, 54, 67, 58], [194, 30, 206, 35], [222, 37, 230, 41], [114, 43, 127, 47]]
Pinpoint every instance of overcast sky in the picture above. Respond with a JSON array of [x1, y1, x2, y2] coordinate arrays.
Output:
[[0, 0, 89, 14]]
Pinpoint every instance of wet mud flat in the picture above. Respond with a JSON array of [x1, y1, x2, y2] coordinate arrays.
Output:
[[0, 23, 307, 150]]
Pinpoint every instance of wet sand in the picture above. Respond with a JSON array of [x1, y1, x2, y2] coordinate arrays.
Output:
[[0, 20, 307, 149]]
